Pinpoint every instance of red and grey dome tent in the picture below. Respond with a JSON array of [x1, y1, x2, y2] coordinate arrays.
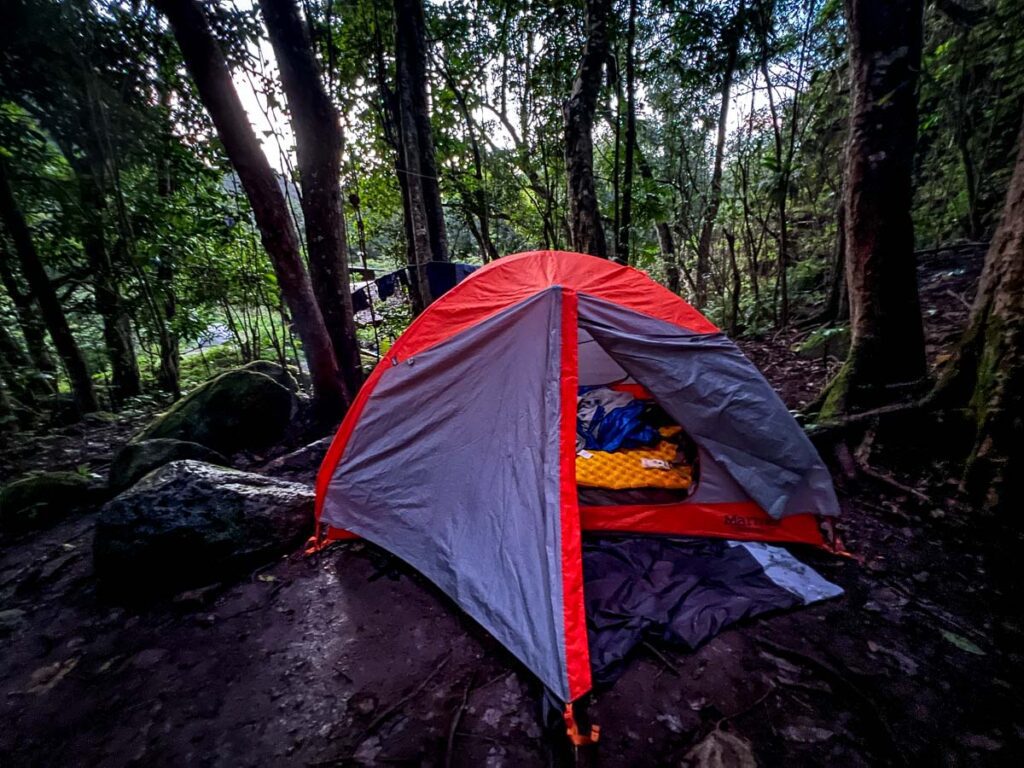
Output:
[[314, 250, 839, 705]]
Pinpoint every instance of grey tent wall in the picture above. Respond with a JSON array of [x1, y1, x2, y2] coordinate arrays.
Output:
[[321, 288, 574, 699]]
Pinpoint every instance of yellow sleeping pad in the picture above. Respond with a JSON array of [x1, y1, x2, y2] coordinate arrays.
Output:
[[575, 428, 693, 490]]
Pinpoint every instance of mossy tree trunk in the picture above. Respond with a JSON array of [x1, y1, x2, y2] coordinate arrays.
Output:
[[933, 114, 1024, 512], [818, 0, 927, 418]]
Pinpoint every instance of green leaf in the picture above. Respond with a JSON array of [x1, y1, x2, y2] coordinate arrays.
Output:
[[940, 630, 986, 656]]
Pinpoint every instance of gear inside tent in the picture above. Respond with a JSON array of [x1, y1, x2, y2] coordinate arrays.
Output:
[[314, 250, 842, 706]]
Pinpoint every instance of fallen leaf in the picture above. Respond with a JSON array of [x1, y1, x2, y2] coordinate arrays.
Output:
[[962, 733, 1002, 751], [684, 730, 756, 768], [26, 657, 79, 694], [781, 725, 834, 743], [656, 712, 684, 734], [940, 630, 986, 656]]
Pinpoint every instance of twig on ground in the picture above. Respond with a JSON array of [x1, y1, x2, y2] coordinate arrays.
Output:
[[642, 640, 681, 677], [309, 650, 455, 766], [359, 650, 453, 740], [714, 684, 775, 729], [444, 675, 474, 768], [854, 460, 932, 505]]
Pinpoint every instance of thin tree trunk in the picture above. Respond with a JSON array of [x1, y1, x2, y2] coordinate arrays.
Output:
[[369, 9, 422, 308], [818, 0, 927, 417], [0, 319, 40, 404], [695, 2, 743, 307], [402, 0, 448, 265], [564, 0, 611, 259], [616, 0, 638, 265], [394, 0, 448, 312], [70, 160, 140, 406], [726, 230, 742, 335], [259, 0, 363, 398], [759, 59, 790, 326], [932, 113, 1024, 511], [155, 71, 181, 398], [0, 159, 98, 413], [155, 0, 346, 414], [437, 59, 499, 262], [657, 223, 680, 294], [0, 248, 57, 384], [611, 55, 621, 261], [821, 193, 849, 324], [0, 377, 18, 432]]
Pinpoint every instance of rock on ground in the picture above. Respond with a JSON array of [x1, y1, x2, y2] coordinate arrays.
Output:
[[134, 368, 296, 454], [0, 471, 107, 534], [94, 460, 313, 598], [261, 436, 333, 481], [108, 438, 229, 493]]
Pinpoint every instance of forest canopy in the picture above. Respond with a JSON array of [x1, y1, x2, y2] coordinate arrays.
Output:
[[1, 0, 1022, 503]]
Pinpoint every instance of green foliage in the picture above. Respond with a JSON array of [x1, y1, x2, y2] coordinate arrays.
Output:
[[0, 0, 1021, 421]]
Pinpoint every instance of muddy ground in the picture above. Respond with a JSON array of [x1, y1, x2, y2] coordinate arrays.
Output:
[[1, 249, 1022, 766]]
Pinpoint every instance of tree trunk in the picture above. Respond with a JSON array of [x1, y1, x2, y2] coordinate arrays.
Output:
[[155, 0, 346, 414], [759, 59, 791, 327], [0, 159, 98, 413], [403, 0, 448, 267], [70, 160, 141, 406], [369, 11, 421, 308], [818, 0, 927, 417], [564, 0, 611, 259], [657, 223, 680, 294], [616, 0, 638, 265], [821, 193, 849, 324], [726, 230, 742, 335], [0, 377, 18, 433], [932, 114, 1024, 512], [259, 0, 363, 398], [438, 59, 499, 263], [695, 3, 742, 308], [154, 71, 181, 398], [394, 0, 449, 313], [395, 22, 435, 315], [0, 248, 57, 385], [0, 319, 39, 404]]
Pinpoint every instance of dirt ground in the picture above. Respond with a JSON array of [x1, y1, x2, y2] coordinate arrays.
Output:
[[2, 249, 1022, 767]]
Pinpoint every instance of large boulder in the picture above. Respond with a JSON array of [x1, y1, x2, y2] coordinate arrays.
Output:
[[94, 460, 313, 598], [109, 438, 229, 493], [240, 360, 299, 392], [135, 369, 296, 454], [0, 471, 108, 534]]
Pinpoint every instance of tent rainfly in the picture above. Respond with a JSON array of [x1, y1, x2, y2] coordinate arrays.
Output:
[[314, 250, 840, 705]]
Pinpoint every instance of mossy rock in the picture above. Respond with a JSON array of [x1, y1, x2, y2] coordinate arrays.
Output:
[[135, 369, 296, 454], [0, 471, 108, 534], [240, 360, 299, 392], [109, 438, 229, 493], [793, 326, 851, 360]]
